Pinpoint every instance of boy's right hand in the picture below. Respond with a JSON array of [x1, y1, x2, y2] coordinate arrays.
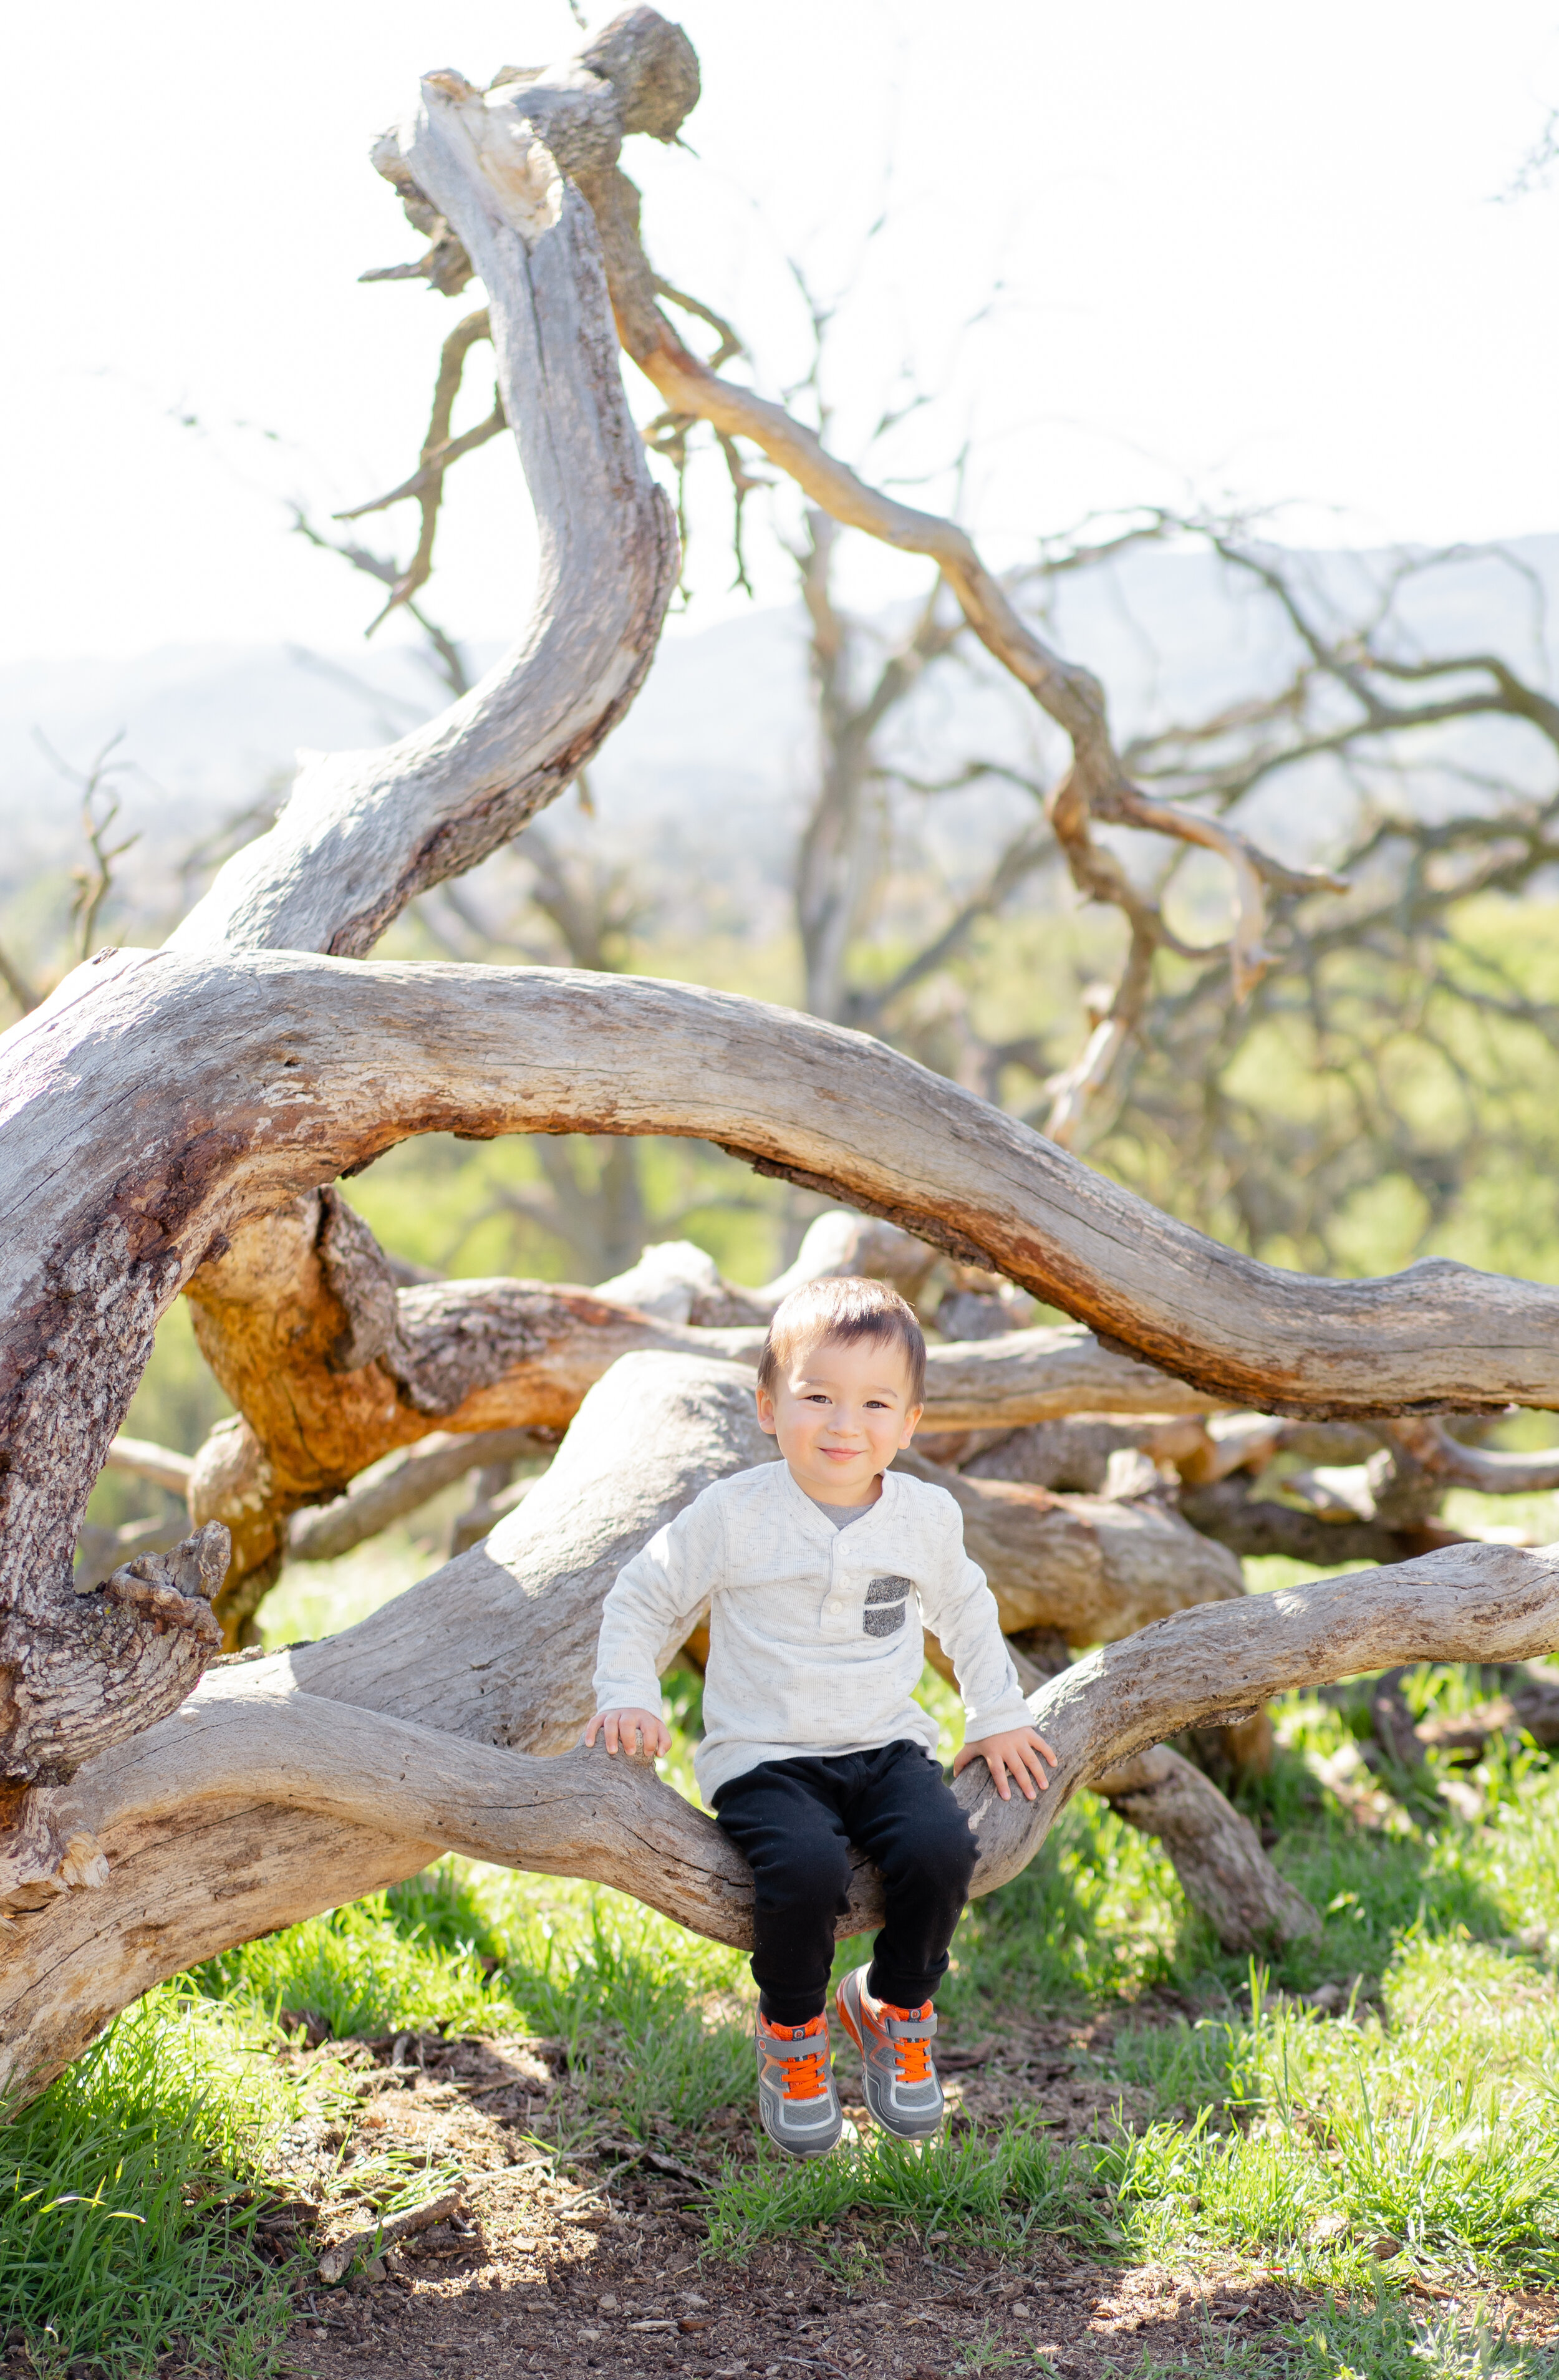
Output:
[[584, 1706, 669, 1759]]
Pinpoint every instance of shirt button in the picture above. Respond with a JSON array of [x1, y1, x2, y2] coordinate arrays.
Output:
[[827, 1599, 842, 1616]]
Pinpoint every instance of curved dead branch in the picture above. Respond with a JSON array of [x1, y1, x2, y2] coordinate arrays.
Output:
[[12, 1469, 1558, 2100], [11, 948, 1559, 1778], [1381, 1416, 1559, 1497], [170, 74, 676, 963], [972, 1536, 1559, 1895]]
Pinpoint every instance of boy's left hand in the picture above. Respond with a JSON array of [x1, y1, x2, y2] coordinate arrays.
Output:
[[953, 1725, 1059, 1802]]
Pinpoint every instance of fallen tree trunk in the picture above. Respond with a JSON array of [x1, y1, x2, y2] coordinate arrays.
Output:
[[998, 1635, 1303, 1949], [11, 1373, 1557, 2100], [104, 1437, 195, 1497], [17, 943, 1559, 1778], [0, 1353, 1269, 2091], [1176, 1475, 1464, 1568], [0, 1352, 771, 2093]]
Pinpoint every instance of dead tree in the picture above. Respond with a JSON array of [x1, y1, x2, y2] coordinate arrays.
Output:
[[6, 11, 1559, 2103]]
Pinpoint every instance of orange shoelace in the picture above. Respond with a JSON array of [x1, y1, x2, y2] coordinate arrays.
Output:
[[878, 2001, 934, 2087], [763, 2020, 830, 2101], [783, 2046, 829, 2101], [894, 2036, 932, 2086]]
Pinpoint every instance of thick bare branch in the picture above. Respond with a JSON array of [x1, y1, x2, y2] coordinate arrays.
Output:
[[286, 1427, 555, 1564], [1381, 1416, 1559, 1497], [15, 947, 1559, 1775], [12, 1454, 1558, 2101], [1088, 1746, 1320, 1950], [170, 73, 676, 961]]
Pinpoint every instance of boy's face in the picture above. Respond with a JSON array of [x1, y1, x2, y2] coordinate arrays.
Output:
[[755, 1330, 923, 1505]]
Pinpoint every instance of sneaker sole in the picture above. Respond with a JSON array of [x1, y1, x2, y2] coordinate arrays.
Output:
[[758, 2098, 842, 2159]]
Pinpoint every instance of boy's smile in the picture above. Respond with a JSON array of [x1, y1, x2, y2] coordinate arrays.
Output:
[[755, 1331, 924, 1506]]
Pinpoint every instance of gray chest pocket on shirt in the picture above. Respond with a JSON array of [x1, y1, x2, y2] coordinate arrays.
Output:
[[864, 1574, 912, 1637]]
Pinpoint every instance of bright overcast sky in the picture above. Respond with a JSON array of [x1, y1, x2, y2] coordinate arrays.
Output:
[[7, 1, 1556, 662]]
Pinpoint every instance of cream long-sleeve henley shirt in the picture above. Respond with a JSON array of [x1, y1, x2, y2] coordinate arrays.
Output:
[[592, 1458, 1031, 1803]]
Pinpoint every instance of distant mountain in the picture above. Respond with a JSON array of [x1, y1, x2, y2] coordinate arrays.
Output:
[[3, 534, 1553, 919]]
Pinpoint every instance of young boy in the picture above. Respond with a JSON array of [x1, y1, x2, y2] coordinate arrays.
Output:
[[586, 1276, 1058, 2159]]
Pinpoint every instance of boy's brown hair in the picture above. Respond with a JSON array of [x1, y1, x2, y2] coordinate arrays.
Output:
[[756, 1275, 926, 1408]]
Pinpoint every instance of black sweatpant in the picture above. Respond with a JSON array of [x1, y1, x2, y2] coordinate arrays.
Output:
[[712, 1739, 978, 2028]]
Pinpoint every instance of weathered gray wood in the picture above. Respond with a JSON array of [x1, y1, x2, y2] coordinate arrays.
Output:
[[0, 44, 675, 1777], [291, 1354, 772, 1748], [918, 1329, 1222, 1427], [7, 7, 1559, 2092], [1088, 1747, 1320, 1950], [0, 1354, 771, 2091], [104, 1437, 195, 1496], [12, 948, 1559, 1778], [287, 1428, 554, 1564], [12, 1506, 1559, 2101], [170, 82, 675, 963]]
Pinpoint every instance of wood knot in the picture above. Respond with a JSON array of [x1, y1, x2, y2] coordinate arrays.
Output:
[[86, 1521, 231, 1646]]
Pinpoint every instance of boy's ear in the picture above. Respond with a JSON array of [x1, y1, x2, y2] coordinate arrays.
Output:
[[755, 1383, 778, 1437], [899, 1404, 924, 1447]]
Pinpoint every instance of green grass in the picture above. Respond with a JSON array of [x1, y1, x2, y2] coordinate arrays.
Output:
[[705, 2111, 1104, 2258], [36, 1665, 1559, 2374], [1090, 2298, 1559, 2376], [1102, 1983, 1559, 2283], [193, 1863, 755, 2146], [0, 1990, 294, 2377]]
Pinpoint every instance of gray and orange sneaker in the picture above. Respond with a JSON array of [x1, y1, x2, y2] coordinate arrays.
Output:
[[755, 2011, 842, 2158], [835, 1965, 944, 2141]]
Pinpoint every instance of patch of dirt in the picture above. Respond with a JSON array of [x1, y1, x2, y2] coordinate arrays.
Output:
[[917, 2015, 1155, 2141], [255, 2022, 1559, 2380]]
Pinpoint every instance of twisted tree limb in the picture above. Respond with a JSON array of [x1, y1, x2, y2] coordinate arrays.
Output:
[[360, 7, 1344, 1122], [13, 945, 1559, 1780], [10, 1339, 1555, 2103], [170, 70, 675, 963], [7, 16, 1559, 2109], [1, 45, 672, 1777]]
